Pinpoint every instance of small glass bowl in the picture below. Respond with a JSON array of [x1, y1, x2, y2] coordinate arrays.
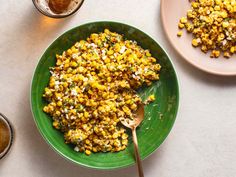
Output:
[[32, 0, 84, 18], [0, 113, 13, 159]]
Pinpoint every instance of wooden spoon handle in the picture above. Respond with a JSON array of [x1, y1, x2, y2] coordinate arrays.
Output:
[[132, 128, 144, 177]]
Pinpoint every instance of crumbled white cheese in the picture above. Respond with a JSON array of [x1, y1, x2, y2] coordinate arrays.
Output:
[[72, 53, 78, 59], [102, 49, 106, 55], [74, 146, 79, 152], [88, 43, 97, 48], [71, 89, 77, 96], [70, 116, 76, 120], [83, 77, 88, 82], [222, 39, 227, 46], [102, 55, 107, 60], [119, 46, 126, 54], [55, 81, 60, 90]]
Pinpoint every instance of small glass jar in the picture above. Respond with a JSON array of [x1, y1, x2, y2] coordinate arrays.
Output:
[[32, 0, 84, 18], [0, 113, 13, 159]]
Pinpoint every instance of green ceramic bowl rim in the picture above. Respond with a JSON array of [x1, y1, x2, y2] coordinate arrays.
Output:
[[30, 21, 179, 170]]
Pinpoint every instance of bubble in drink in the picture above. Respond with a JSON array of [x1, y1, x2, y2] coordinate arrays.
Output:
[[49, 0, 72, 14]]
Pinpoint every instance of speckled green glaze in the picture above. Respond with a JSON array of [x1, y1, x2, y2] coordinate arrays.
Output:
[[31, 21, 179, 170]]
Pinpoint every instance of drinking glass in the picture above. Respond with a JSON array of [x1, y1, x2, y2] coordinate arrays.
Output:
[[32, 0, 84, 18], [0, 113, 13, 159]]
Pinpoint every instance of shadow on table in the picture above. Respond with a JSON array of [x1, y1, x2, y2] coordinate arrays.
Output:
[[157, 9, 236, 87], [22, 7, 72, 36]]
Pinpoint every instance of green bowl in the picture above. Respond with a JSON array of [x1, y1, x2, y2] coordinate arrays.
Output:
[[31, 21, 179, 169]]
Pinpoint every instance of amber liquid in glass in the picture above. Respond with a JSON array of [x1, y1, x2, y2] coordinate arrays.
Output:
[[0, 119, 10, 155], [49, 0, 72, 14]]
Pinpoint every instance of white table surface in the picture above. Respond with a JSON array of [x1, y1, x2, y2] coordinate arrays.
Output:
[[0, 0, 236, 177]]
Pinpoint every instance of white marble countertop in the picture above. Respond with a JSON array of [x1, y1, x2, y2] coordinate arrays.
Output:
[[0, 0, 236, 177]]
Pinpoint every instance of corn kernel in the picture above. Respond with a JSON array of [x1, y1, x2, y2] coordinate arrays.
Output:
[[85, 150, 91, 155], [178, 23, 185, 29], [177, 0, 235, 58], [230, 47, 235, 53], [180, 17, 188, 24], [192, 39, 199, 47], [177, 31, 183, 37]]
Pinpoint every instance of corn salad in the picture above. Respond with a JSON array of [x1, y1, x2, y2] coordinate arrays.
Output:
[[43, 29, 161, 155], [178, 0, 236, 58]]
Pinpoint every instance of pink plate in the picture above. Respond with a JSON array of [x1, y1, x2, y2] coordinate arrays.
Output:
[[161, 0, 236, 76]]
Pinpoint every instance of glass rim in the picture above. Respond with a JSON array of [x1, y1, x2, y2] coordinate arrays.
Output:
[[32, 0, 85, 19]]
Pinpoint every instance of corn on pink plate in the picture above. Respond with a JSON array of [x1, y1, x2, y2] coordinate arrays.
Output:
[[161, 0, 236, 76]]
